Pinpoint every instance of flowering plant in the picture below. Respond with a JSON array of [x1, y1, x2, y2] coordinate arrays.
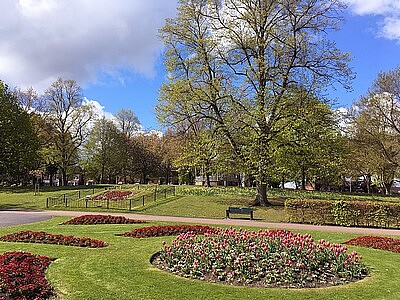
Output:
[[344, 236, 400, 253], [0, 231, 108, 248], [0, 251, 55, 300], [119, 225, 215, 238], [92, 190, 133, 201], [62, 214, 145, 225], [154, 227, 368, 288]]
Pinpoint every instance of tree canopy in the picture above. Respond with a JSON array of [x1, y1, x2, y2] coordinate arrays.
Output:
[[158, 0, 352, 205]]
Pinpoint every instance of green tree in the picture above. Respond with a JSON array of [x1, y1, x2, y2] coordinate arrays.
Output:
[[115, 109, 141, 182], [0, 81, 39, 183], [272, 90, 346, 190], [82, 117, 124, 183], [158, 0, 352, 205], [348, 67, 400, 194], [43, 78, 94, 186]]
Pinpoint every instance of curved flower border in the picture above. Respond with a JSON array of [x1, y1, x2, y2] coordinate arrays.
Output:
[[0, 251, 56, 300], [344, 236, 400, 253], [0, 231, 108, 248], [62, 214, 146, 225], [118, 225, 215, 238]]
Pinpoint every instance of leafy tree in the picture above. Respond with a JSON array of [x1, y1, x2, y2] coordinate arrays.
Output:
[[348, 67, 400, 194], [43, 78, 94, 186], [115, 109, 141, 181], [272, 90, 346, 190], [0, 80, 39, 183], [82, 117, 124, 183], [158, 0, 352, 205], [131, 132, 164, 184]]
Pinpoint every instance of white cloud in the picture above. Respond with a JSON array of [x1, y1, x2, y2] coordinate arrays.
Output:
[[345, 0, 400, 42], [0, 0, 177, 91], [83, 98, 114, 121]]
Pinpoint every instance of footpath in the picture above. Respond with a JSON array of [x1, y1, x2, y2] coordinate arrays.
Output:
[[0, 209, 399, 236]]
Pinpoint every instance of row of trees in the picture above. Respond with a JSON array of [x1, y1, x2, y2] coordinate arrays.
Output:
[[0, 78, 174, 186], [2, 65, 400, 198], [155, 0, 400, 204], [2, 0, 400, 204]]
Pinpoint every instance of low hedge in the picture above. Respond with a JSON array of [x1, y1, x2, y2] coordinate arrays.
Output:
[[285, 199, 400, 228]]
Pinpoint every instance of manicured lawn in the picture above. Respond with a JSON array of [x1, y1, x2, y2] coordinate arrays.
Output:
[[0, 217, 400, 299]]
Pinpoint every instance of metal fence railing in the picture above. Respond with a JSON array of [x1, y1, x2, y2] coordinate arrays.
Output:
[[46, 185, 176, 211]]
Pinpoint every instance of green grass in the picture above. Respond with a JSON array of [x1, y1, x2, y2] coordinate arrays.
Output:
[[0, 217, 400, 299]]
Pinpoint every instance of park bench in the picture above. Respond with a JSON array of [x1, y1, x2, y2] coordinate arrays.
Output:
[[226, 207, 253, 220]]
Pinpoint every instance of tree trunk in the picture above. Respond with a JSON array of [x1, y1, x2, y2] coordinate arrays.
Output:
[[61, 170, 67, 186], [252, 183, 271, 206], [205, 172, 211, 187], [301, 167, 306, 190]]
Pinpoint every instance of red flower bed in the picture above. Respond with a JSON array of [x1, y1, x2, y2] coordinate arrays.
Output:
[[0, 251, 56, 300], [119, 225, 215, 238], [344, 236, 400, 253], [62, 214, 146, 225], [0, 231, 108, 248], [92, 190, 133, 201]]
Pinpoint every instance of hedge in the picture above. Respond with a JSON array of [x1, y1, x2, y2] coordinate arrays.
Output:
[[285, 199, 400, 229]]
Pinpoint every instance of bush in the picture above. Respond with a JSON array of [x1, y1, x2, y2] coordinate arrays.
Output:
[[285, 199, 400, 228]]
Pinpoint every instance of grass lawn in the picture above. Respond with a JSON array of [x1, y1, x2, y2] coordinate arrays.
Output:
[[0, 217, 399, 300]]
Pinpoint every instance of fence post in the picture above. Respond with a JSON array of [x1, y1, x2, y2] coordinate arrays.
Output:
[[129, 199, 132, 211], [107, 198, 109, 209], [142, 195, 145, 206], [86, 198, 88, 209], [46, 198, 49, 208]]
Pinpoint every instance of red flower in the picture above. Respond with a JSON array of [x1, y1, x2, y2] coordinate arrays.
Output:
[[62, 214, 145, 225], [0, 231, 108, 248], [118, 225, 215, 238], [0, 251, 56, 299], [344, 236, 400, 253]]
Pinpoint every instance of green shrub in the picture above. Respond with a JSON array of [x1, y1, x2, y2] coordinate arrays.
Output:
[[286, 199, 400, 228]]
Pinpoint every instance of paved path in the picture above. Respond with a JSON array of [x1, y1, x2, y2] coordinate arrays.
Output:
[[1, 209, 399, 236]]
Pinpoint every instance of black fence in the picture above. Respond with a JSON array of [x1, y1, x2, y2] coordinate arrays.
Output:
[[46, 186, 176, 211]]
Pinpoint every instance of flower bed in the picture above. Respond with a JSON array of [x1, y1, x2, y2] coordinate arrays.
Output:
[[62, 214, 146, 225], [0, 231, 108, 248], [344, 236, 400, 253], [0, 251, 55, 300], [153, 227, 368, 288], [92, 190, 133, 201], [119, 225, 215, 238]]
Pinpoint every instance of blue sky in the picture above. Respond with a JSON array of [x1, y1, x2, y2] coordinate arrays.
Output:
[[1, 1, 400, 130]]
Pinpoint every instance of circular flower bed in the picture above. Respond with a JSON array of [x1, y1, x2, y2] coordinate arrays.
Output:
[[153, 227, 368, 288], [119, 225, 214, 238], [0, 251, 56, 300], [62, 214, 146, 225], [0, 231, 108, 248]]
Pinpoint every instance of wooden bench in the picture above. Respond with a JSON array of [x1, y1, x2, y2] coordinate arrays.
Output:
[[226, 207, 253, 220]]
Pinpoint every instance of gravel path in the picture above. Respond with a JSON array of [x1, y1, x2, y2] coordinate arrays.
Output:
[[1, 209, 399, 236]]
